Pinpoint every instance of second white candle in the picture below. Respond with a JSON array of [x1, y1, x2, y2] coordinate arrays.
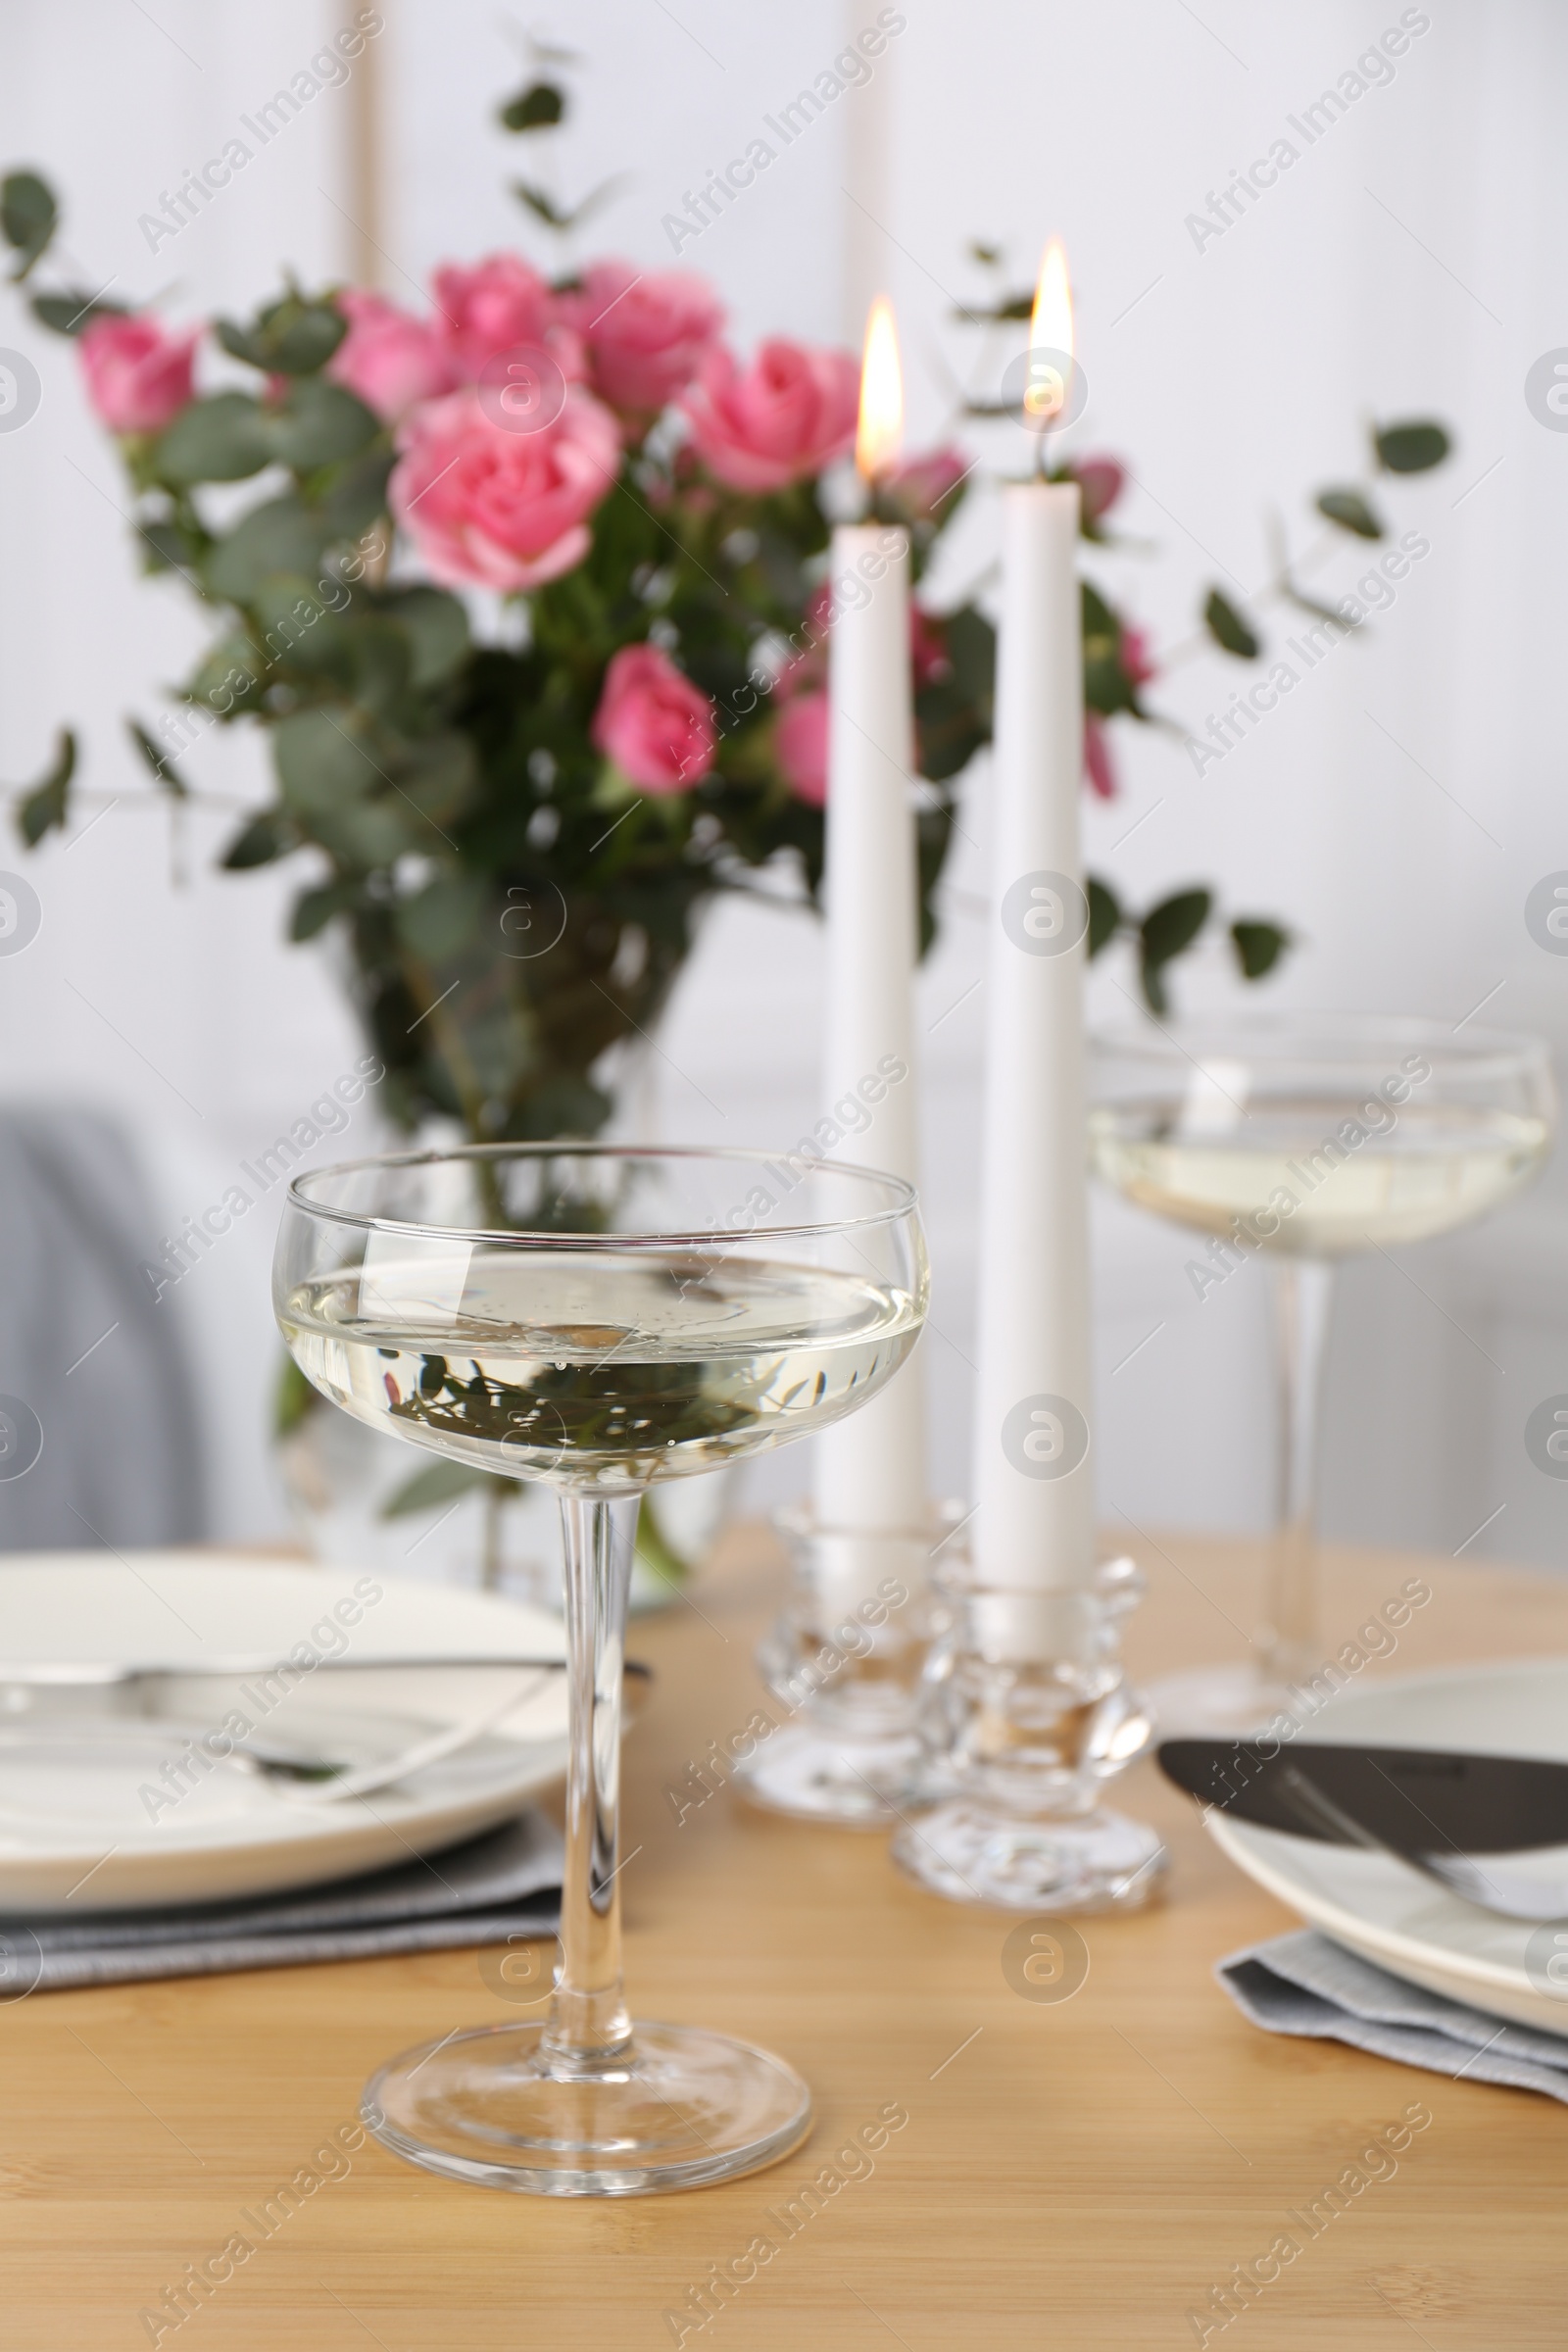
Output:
[[970, 475, 1095, 1595]]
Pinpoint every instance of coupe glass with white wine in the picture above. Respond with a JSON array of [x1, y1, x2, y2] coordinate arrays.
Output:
[[1090, 1016, 1553, 1733], [274, 1144, 926, 2195]]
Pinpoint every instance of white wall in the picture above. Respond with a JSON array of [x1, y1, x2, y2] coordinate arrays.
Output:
[[1, 0, 1565, 1570]]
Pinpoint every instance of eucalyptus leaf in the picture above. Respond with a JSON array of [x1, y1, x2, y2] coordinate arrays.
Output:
[[379, 1455, 493, 1520], [1082, 582, 1138, 717], [1, 170, 56, 279], [318, 449, 394, 540], [309, 797, 416, 870], [186, 641, 262, 712], [273, 1353, 318, 1437], [500, 80, 565, 131], [1139, 887, 1210, 1014], [634, 1494, 688, 1586], [388, 587, 471, 688], [289, 879, 361, 941], [502, 1073, 612, 1141], [1203, 589, 1260, 660], [512, 180, 574, 229], [913, 678, 987, 784], [1087, 874, 1120, 958], [125, 717, 186, 796], [392, 731, 479, 827], [220, 810, 293, 869], [268, 378, 379, 472], [267, 305, 348, 374], [1081, 580, 1118, 641], [1373, 419, 1449, 475], [273, 708, 382, 812], [217, 293, 347, 376], [511, 175, 621, 231], [1231, 917, 1290, 980], [249, 575, 346, 670], [30, 287, 128, 335], [1316, 487, 1384, 541], [338, 616, 416, 713], [943, 605, 996, 710], [155, 392, 273, 487], [205, 496, 330, 602], [953, 294, 1033, 321], [15, 728, 74, 845], [135, 518, 194, 577], [396, 872, 489, 962]]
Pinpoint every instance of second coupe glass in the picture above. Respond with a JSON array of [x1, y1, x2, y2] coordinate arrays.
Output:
[[1090, 1015, 1553, 1732]]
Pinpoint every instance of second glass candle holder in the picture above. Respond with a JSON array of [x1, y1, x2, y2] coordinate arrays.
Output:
[[893, 1552, 1168, 1911], [733, 1500, 958, 1826]]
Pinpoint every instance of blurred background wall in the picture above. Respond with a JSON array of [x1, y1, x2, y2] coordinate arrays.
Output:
[[0, 0, 1564, 1566]]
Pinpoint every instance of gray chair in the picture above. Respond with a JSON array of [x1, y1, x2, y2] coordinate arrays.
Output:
[[0, 1107, 205, 1549]]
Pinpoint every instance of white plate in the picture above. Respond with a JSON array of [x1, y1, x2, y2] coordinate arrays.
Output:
[[0, 1551, 568, 1914], [1207, 1657, 1568, 2036]]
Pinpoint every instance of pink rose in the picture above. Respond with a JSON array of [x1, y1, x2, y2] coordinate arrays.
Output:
[[1072, 456, 1126, 528], [680, 339, 859, 492], [389, 387, 620, 591], [775, 689, 828, 807], [886, 446, 970, 523], [1084, 714, 1117, 799], [909, 607, 952, 689], [591, 644, 716, 793], [1121, 624, 1156, 689], [79, 314, 198, 436], [432, 252, 583, 383], [556, 259, 724, 417], [328, 289, 455, 422]]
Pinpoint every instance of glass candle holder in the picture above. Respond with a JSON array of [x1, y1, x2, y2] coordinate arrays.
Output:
[[892, 1551, 1168, 1911], [733, 1500, 958, 1826]]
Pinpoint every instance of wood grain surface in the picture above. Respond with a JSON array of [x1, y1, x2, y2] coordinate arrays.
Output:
[[4, 1525, 1566, 2351]]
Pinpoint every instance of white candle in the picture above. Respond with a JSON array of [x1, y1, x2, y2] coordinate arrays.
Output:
[[970, 472, 1094, 1594], [811, 301, 927, 1599]]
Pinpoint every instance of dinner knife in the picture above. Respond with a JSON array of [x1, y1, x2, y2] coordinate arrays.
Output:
[[1158, 1738, 1568, 1921]]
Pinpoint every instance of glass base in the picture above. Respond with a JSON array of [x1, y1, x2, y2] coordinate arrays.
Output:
[[733, 1724, 928, 1827], [892, 1801, 1168, 1913], [363, 2020, 811, 2197], [1146, 1662, 1298, 1740]]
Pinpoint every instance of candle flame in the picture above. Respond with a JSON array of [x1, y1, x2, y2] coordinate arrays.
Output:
[[1024, 238, 1074, 423], [856, 297, 904, 481]]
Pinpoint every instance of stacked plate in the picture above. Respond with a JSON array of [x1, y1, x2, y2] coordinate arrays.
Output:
[[0, 1551, 570, 1915], [1206, 1658, 1568, 2034]]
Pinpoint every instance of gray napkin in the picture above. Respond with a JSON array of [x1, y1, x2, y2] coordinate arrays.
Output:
[[1218, 1928, 1568, 2101], [5, 1811, 561, 1992]]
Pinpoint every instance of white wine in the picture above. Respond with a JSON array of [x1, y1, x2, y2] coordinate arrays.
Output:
[[1089, 1099, 1550, 1257], [282, 1248, 921, 1492]]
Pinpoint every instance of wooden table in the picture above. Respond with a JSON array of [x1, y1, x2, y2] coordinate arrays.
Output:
[[6, 1527, 1568, 2350]]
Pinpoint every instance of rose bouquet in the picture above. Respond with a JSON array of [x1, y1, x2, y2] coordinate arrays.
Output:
[[0, 74, 1451, 1140], [34, 260, 918, 1137]]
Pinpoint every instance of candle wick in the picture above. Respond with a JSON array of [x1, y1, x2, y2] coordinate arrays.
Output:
[[1034, 426, 1051, 483]]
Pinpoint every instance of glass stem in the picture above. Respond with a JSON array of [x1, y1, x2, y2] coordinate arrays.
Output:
[[1262, 1256, 1335, 1690], [542, 1492, 639, 2073], [480, 1478, 506, 1592]]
